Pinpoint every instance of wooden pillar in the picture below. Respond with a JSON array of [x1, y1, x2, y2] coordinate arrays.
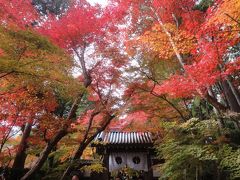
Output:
[[90, 149, 110, 180], [145, 153, 153, 180], [103, 151, 110, 180]]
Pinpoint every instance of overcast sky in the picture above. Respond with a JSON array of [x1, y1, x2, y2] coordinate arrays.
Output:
[[87, 0, 109, 6]]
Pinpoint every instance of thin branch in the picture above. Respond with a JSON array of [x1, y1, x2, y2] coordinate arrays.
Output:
[[82, 111, 101, 144], [225, 13, 240, 25]]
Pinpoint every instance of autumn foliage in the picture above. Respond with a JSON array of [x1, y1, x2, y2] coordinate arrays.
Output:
[[0, 0, 38, 28], [0, 0, 240, 179]]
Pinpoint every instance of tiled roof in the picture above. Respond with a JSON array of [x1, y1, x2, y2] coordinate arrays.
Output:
[[93, 131, 153, 145]]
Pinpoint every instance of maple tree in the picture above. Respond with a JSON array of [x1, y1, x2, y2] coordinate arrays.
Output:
[[0, 18, 79, 179], [119, 0, 240, 177], [0, 84, 57, 169], [123, 0, 240, 113], [19, 1, 127, 179], [0, 0, 240, 179], [0, 0, 39, 29]]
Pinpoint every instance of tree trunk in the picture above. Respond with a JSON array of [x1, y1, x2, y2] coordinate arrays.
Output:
[[12, 122, 32, 170], [20, 93, 84, 180], [196, 165, 198, 180], [20, 46, 91, 179], [60, 115, 115, 180], [20, 128, 68, 180], [221, 80, 240, 112], [60, 142, 89, 180], [226, 77, 240, 106], [205, 94, 227, 112], [73, 47, 92, 87]]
